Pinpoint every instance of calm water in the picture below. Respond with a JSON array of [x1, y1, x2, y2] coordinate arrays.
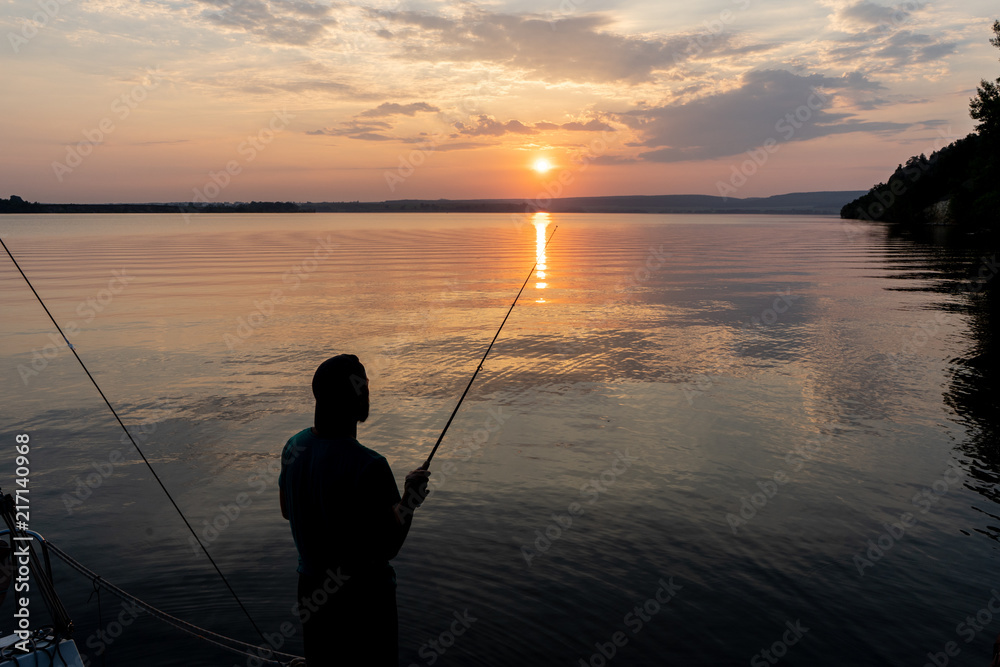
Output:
[[0, 212, 998, 666]]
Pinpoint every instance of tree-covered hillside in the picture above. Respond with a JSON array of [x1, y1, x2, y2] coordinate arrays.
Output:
[[842, 20, 1000, 229]]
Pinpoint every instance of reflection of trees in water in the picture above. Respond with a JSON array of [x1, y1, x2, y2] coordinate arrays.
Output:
[[882, 224, 1000, 522], [946, 282, 1000, 509]]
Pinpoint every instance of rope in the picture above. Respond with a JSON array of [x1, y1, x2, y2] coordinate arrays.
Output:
[[0, 236, 276, 659], [47, 541, 302, 664]]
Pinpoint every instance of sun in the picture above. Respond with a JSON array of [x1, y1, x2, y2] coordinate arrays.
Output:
[[532, 158, 554, 174]]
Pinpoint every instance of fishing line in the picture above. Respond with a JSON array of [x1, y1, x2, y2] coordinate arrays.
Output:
[[422, 224, 558, 470], [0, 237, 278, 662]]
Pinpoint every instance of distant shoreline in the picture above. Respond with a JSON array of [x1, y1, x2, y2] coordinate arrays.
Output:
[[0, 191, 865, 216]]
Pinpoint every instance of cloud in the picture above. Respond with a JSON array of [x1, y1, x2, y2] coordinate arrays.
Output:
[[561, 119, 614, 131], [618, 69, 915, 163], [839, 70, 885, 91], [452, 115, 615, 136], [359, 102, 441, 117], [590, 155, 640, 165], [236, 79, 359, 96], [454, 115, 538, 136], [818, 1, 957, 71], [350, 132, 395, 141], [874, 30, 958, 63], [307, 120, 392, 136], [837, 0, 911, 28], [306, 120, 491, 148], [825, 29, 957, 69], [368, 8, 769, 83], [307, 101, 442, 141], [430, 142, 489, 152], [196, 0, 336, 45]]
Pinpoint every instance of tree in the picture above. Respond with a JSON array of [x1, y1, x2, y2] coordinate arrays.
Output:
[[970, 20, 1000, 139]]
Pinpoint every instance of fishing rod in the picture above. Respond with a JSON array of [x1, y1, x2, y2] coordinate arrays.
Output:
[[421, 224, 558, 471], [0, 237, 280, 663]]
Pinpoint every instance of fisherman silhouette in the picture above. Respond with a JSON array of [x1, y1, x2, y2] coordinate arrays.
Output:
[[280, 354, 430, 666]]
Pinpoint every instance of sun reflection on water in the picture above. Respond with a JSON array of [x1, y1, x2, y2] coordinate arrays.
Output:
[[533, 212, 550, 301]]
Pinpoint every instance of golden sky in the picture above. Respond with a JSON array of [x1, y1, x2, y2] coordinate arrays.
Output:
[[0, 0, 997, 202]]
